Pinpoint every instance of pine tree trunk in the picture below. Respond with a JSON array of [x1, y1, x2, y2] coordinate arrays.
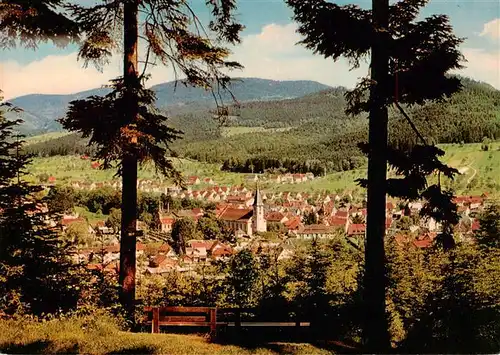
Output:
[[119, 0, 139, 324], [363, 0, 391, 351]]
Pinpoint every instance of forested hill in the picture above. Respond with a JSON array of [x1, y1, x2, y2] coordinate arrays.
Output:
[[8, 78, 331, 136], [23, 77, 500, 174], [173, 77, 500, 171]]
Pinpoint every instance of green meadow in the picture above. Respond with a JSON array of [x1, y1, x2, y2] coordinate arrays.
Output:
[[26, 142, 500, 196]]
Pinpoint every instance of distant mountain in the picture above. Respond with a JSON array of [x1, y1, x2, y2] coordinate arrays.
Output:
[[7, 78, 331, 136], [22, 76, 500, 175]]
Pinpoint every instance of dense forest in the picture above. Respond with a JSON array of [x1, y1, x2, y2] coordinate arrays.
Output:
[[23, 77, 500, 174]]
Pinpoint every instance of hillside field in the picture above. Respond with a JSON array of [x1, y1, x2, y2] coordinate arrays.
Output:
[[24, 132, 71, 145], [25, 142, 500, 196]]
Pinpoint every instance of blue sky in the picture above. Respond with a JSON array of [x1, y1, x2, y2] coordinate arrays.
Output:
[[1, 0, 499, 99]]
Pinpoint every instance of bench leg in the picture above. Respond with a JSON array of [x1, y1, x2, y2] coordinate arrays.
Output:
[[209, 308, 217, 339], [152, 308, 160, 334]]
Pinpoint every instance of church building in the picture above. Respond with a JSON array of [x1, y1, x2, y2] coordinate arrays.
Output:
[[217, 187, 267, 237]]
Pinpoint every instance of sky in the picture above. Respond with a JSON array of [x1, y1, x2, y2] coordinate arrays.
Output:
[[0, 0, 499, 99]]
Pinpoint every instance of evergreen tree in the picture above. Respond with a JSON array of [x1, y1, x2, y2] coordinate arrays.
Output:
[[303, 211, 318, 225], [476, 203, 500, 249], [171, 218, 196, 255], [0, 95, 83, 316], [46, 186, 76, 214], [228, 249, 259, 308], [286, 0, 463, 350], [61, 0, 243, 320]]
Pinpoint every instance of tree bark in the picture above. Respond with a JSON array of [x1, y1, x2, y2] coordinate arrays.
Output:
[[119, 0, 139, 324], [363, 0, 391, 351]]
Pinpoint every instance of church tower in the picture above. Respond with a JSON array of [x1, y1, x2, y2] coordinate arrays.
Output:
[[253, 185, 267, 233]]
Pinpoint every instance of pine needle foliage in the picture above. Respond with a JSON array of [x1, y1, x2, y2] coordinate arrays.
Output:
[[0, 0, 80, 49], [59, 76, 183, 184], [68, 0, 243, 99], [0, 94, 83, 316], [286, 0, 464, 249]]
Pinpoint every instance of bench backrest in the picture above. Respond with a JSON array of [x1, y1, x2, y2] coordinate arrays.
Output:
[[145, 306, 217, 334]]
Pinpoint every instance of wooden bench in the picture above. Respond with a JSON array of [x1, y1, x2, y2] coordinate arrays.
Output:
[[218, 308, 310, 328], [144, 306, 311, 337], [144, 306, 217, 336]]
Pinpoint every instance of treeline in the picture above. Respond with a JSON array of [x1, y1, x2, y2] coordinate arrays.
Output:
[[24, 132, 94, 157], [221, 157, 327, 175], [389, 77, 500, 149], [23, 110, 222, 158], [178, 77, 500, 172], [46, 185, 215, 219]]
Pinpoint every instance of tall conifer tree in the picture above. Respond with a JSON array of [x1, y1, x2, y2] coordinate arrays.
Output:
[[61, 0, 243, 321], [286, 0, 463, 350]]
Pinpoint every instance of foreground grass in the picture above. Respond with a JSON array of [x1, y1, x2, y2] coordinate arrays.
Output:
[[0, 315, 332, 355]]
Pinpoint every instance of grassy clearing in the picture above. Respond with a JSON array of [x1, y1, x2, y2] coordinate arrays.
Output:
[[27, 156, 246, 187], [0, 315, 332, 355], [24, 132, 71, 145], [438, 142, 500, 195], [221, 126, 292, 137], [270, 142, 500, 196], [273, 169, 365, 194]]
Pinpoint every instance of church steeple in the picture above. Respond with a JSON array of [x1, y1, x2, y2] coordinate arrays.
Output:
[[252, 183, 266, 233], [253, 183, 263, 207]]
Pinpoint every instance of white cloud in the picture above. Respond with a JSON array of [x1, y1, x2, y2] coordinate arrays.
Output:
[[457, 48, 500, 89], [1, 23, 499, 99], [479, 18, 500, 40], [0, 53, 121, 100], [0, 23, 369, 99], [228, 23, 369, 88]]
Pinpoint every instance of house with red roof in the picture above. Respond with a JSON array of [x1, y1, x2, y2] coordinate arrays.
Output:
[[469, 196, 484, 210], [159, 216, 175, 233], [472, 219, 480, 232], [158, 243, 176, 257], [335, 210, 349, 219], [326, 216, 350, 233], [60, 215, 86, 230], [217, 188, 266, 236], [296, 224, 338, 240], [292, 174, 307, 183], [211, 243, 233, 260], [173, 209, 203, 222], [284, 216, 302, 232], [203, 177, 215, 185], [413, 232, 437, 248], [386, 217, 393, 230], [187, 176, 201, 185], [348, 223, 366, 237], [218, 207, 254, 236], [265, 211, 288, 224], [188, 240, 234, 260]]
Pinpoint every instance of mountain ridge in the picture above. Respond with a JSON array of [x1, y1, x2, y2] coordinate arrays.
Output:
[[7, 78, 332, 135]]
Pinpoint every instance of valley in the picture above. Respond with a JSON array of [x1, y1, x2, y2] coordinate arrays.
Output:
[[26, 141, 500, 197]]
